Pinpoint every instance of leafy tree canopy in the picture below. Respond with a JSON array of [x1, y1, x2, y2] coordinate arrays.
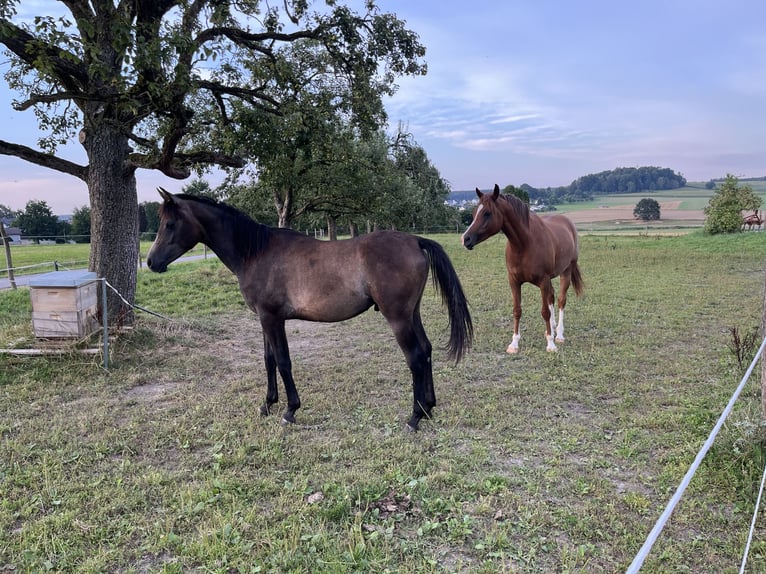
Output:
[[633, 198, 660, 221], [524, 166, 687, 205], [704, 174, 761, 234], [503, 184, 530, 204], [70, 205, 90, 243], [0, 204, 19, 219], [0, 0, 426, 321], [12, 199, 59, 240]]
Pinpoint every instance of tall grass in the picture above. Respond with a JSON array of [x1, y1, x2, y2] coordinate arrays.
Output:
[[1, 231, 766, 572]]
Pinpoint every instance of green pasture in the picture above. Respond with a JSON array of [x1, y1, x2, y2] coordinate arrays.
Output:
[[555, 182, 766, 214], [554, 186, 710, 213], [2, 230, 766, 572], [0, 242, 203, 278]]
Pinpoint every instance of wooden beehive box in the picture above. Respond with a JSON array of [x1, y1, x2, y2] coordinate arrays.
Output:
[[29, 271, 99, 338]]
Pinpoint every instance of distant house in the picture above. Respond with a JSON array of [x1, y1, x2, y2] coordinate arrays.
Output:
[[2, 227, 22, 243]]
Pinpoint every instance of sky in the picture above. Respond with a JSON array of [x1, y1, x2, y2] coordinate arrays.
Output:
[[1, 0, 765, 214]]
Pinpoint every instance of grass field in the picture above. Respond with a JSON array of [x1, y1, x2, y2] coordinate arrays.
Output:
[[0, 242, 206, 279], [2, 182, 762, 278], [2, 230, 766, 572]]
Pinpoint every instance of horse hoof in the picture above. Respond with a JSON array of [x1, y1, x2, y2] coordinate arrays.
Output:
[[546, 347, 558, 353], [555, 337, 565, 343], [506, 346, 519, 354], [260, 405, 270, 417], [405, 423, 418, 433]]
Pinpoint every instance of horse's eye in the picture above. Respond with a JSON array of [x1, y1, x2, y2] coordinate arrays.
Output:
[[483, 211, 491, 220], [166, 221, 175, 230]]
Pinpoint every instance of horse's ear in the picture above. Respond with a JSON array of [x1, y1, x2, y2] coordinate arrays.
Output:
[[475, 187, 483, 198], [492, 184, 500, 200], [157, 187, 174, 204]]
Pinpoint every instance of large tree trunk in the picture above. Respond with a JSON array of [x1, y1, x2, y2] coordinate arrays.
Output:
[[86, 127, 138, 326], [327, 215, 337, 240], [275, 185, 293, 228]]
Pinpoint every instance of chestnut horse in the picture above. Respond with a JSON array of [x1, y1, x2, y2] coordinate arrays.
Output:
[[461, 184, 583, 353], [146, 189, 473, 431], [742, 211, 763, 231]]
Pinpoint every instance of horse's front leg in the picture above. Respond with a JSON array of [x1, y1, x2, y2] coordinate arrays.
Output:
[[259, 332, 279, 417], [262, 317, 301, 425], [507, 282, 523, 354]]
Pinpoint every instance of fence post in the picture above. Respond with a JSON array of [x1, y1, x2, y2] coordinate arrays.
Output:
[[762, 266, 766, 420], [0, 221, 16, 290]]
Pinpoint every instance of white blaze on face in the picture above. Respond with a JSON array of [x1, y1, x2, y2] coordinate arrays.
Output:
[[461, 204, 483, 245]]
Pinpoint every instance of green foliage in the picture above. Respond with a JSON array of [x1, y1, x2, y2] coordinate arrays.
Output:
[[139, 201, 161, 235], [503, 184, 530, 204], [391, 131, 456, 231], [703, 174, 761, 234], [0, 203, 19, 219], [182, 178, 215, 198], [633, 197, 660, 221], [0, 1, 427, 320], [526, 166, 687, 205], [69, 205, 90, 243], [12, 200, 59, 241]]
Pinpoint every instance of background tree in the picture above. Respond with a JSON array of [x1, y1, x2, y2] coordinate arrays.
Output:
[[70, 205, 90, 243], [56, 218, 71, 243], [633, 198, 661, 221], [704, 174, 761, 234], [503, 184, 530, 204], [182, 178, 215, 198], [0, 204, 19, 220], [0, 1, 425, 322], [12, 199, 59, 242], [139, 202, 161, 236], [392, 131, 454, 232], [227, 183, 280, 227]]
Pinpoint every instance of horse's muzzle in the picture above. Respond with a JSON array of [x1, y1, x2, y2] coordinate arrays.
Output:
[[146, 257, 167, 273]]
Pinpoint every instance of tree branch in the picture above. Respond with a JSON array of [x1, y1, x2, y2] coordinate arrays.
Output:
[[0, 19, 89, 91], [0, 139, 87, 180]]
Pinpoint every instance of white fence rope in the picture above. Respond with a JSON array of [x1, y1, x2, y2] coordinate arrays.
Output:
[[102, 279, 172, 320], [627, 335, 766, 573], [740, 456, 766, 574]]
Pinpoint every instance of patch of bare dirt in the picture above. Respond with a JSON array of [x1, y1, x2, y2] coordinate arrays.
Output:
[[559, 202, 704, 224]]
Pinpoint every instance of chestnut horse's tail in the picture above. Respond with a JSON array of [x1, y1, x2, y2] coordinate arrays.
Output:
[[571, 260, 585, 297], [418, 238, 474, 363]]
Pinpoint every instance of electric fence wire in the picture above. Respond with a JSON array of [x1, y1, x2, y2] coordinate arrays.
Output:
[[740, 450, 766, 574], [102, 278, 172, 320], [627, 335, 766, 573]]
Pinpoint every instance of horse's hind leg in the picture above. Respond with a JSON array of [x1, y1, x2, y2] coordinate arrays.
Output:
[[387, 312, 433, 431], [555, 271, 575, 343], [259, 332, 279, 416], [539, 280, 557, 352], [261, 317, 301, 425]]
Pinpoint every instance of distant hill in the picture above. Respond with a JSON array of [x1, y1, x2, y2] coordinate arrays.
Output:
[[449, 171, 766, 206]]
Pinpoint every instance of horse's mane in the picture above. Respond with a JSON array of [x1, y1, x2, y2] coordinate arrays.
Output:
[[498, 193, 530, 249], [173, 194, 274, 259]]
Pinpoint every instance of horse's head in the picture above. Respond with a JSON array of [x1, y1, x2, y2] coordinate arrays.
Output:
[[461, 184, 504, 250], [146, 188, 204, 273]]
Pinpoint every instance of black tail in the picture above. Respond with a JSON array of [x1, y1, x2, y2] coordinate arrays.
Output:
[[418, 237, 473, 363]]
